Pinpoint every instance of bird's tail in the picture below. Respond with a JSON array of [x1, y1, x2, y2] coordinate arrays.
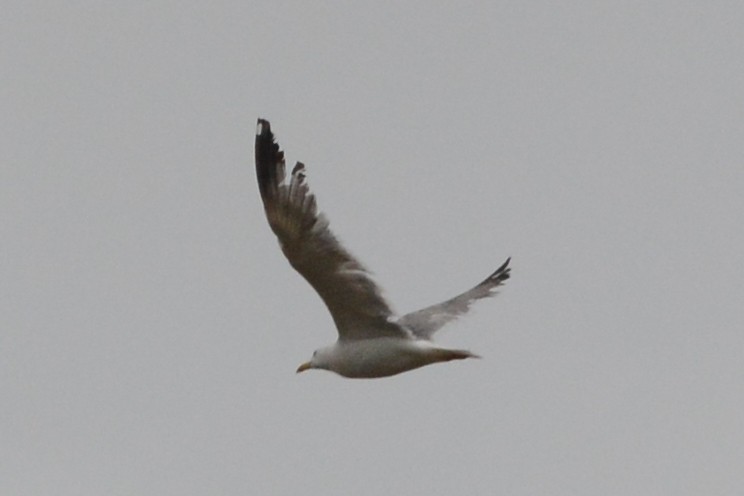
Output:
[[435, 348, 481, 362]]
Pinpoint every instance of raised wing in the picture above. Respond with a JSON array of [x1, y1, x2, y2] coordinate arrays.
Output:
[[255, 119, 407, 341], [397, 258, 511, 338]]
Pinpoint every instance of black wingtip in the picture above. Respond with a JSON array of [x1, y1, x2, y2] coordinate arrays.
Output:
[[256, 118, 271, 136], [255, 118, 282, 199], [500, 256, 512, 275], [487, 257, 512, 284]]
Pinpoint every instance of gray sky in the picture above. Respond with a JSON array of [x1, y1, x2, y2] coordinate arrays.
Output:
[[3, 1, 743, 495]]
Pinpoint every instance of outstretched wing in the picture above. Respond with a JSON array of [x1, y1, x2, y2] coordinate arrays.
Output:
[[397, 258, 511, 338], [255, 119, 407, 341]]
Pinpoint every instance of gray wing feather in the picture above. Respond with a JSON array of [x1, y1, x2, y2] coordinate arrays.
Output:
[[255, 119, 407, 341], [397, 258, 511, 338]]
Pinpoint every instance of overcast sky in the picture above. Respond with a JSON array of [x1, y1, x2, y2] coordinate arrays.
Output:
[[3, 2, 744, 495]]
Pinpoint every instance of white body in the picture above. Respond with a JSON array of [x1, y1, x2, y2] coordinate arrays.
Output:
[[313, 338, 477, 378]]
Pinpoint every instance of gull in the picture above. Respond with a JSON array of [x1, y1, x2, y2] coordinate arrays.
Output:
[[255, 118, 511, 378]]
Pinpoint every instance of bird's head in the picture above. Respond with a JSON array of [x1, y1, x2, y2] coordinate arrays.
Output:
[[296, 347, 333, 374]]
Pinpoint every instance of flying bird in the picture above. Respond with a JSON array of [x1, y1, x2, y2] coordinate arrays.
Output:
[[255, 118, 511, 378]]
